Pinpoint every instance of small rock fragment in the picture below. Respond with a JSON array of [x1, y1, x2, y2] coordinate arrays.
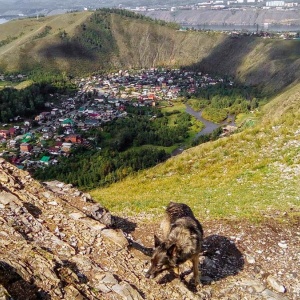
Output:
[[267, 275, 286, 293]]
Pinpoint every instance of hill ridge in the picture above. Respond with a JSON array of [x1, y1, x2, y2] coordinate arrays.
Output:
[[0, 10, 300, 94]]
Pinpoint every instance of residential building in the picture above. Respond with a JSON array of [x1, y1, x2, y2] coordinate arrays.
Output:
[[20, 143, 32, 153]]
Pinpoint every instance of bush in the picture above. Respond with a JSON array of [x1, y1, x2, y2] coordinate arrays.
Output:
[[202, 107, 228, 123]]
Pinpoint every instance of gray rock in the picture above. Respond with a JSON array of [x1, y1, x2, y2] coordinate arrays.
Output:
[[112, 282, 144, 300], [267, 276, 286, 293], [95, 283, 111, 293], [47, 201, 58, 206], [101, 273, 118, 285], [84, 204, 113, 226], [239, 278, 266, 293], [0, 191, 18, 205], [278, 242, 288, 249], [101, 228, 129, 248], [69, 212, 85, 220], [246, 254, 256, 264], [42, 191, 52, 199], [262, 289, 289, 300], [73, 191, 82, 197], [82, 193, 92, 201]]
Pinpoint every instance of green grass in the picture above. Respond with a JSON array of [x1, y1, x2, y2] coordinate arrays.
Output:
[[0, 81, 17, 89], [161, 101, 186, 113], [0, 80, 33, 90], [90, 83, 300, 224], [14, 80, 34, 90], [202, 106, 228, 123], [161, 102, 186, 125]]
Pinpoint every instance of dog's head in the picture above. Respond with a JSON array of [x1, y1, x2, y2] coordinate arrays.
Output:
[[145, 235, 177, 279]]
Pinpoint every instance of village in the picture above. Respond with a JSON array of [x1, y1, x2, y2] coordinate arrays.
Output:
[[0, 68, 229, 170]]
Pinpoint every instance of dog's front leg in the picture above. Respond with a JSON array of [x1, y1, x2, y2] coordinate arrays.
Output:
[[191, 254, 200, 286], [173, 265, 180, 277]]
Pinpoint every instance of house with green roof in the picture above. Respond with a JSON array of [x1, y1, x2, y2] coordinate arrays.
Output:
[[78, 107, 85, 114], [61, 118, 75, 127], [40, 156, 51, 165], [21, 133, 33, 143]]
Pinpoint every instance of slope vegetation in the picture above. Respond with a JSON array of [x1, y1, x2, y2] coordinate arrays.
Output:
[[91, 82, 300, 223], [0, 10, 300, 93]]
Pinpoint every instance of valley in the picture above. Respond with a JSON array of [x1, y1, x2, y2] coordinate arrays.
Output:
[[1, 68, 248, 190]]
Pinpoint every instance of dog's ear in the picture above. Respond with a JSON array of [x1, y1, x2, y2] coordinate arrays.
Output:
[[154, 235, 161, 247], [167, 244, 177, 257]]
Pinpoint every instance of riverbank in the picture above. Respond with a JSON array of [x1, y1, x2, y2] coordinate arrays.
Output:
[[185, 104, 236, 137], [171, 105, 236, 156]]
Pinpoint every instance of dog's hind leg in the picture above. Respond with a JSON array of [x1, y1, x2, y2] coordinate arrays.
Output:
[[191, 254, 200, 286]]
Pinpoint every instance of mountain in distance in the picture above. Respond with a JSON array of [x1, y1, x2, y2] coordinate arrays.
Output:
[[141, 8, 300, 31], [1, 0, 299, 32], [0, 9, 300, 95], [0, 0, 201, 15]]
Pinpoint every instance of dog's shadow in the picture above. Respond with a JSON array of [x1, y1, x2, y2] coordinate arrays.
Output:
[[200, 234, 244, 282], [112, 215, 137, 234], [134, 234, 244, 290]]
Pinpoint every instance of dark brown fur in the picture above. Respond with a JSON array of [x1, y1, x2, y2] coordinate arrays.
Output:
[[145, 202, 203, 285]]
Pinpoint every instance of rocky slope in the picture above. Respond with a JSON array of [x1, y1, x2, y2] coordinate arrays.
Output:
[[0, 158, 299, 299]]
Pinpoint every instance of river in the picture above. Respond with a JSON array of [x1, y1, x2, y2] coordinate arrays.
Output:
[[171, 105, 236, 156], [185, 105, 236, 137]]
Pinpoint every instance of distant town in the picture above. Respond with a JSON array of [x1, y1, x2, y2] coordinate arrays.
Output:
[[132, 0, 299, 11], [0, 1, 299, 26], [0, 68, 228, 171]]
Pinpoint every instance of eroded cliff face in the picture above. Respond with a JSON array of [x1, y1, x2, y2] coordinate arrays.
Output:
[[0, 158, 143, 299], [0, 158, 299, 300], [0, 158, 208, 300]]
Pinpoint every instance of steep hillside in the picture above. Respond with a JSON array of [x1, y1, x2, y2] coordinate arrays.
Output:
[[0, 159, 299, 299], [191, 37, 300, 95], [0, 10, 300, 93], [0, 11, 93, 73], [91, 82, 300, 223]]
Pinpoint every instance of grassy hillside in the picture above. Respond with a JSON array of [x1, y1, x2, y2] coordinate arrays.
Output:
[[0, 10, 300, 94], [90, 82, 300, 223], [190, 37, 300, 95], [0, 11, 94, 72]]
